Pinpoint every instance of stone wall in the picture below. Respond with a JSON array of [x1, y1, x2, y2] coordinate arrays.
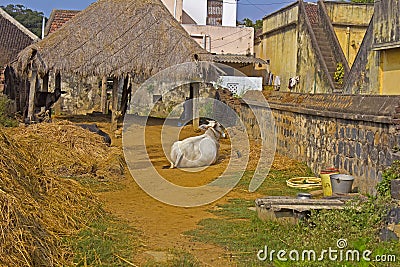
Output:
[[227, 91, 400, 194], [59, 75, 101, 114]]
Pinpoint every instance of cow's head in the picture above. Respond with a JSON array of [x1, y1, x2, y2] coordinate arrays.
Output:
[[200, 120, 226, 139]]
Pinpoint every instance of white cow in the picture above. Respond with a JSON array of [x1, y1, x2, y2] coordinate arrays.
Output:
[[169, 121, 225, 168]]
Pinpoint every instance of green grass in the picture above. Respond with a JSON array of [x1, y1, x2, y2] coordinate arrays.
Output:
[[0, 95, 18, 127], [236, 168, 315, 197], [64, 214, 140, 267], [186, 166, 400, 267], [187, 197, 400, 267]]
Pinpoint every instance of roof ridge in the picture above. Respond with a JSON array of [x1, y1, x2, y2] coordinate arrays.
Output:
[[0, 7, 39, 41]]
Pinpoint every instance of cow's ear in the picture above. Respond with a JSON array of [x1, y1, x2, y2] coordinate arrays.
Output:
[[199, 124, 208, 130]]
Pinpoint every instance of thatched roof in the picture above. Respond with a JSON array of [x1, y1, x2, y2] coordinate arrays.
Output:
[[15, 0, 211, 81]]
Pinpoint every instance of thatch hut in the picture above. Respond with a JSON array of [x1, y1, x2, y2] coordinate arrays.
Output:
[[13, 0, 211, 127]]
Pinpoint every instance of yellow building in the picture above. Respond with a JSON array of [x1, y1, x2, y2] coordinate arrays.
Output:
[[255, 0, 373, 93], [324, 1, 373, 68], [344, 0, 400, 95]]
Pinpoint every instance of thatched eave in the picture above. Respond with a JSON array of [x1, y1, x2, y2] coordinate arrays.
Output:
[[14, 0, 212, 81]]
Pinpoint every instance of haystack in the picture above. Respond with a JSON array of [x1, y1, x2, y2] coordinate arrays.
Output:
[[0, 122, 125, 266]]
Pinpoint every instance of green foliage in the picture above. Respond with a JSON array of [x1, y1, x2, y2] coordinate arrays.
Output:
[[237, 18, 263, 30], [0, 4, 44, 37], [377, 160, 400, 197], [188, 196, 400, 266], [0, 95, 18, 127], [334, 62, 345, 85]]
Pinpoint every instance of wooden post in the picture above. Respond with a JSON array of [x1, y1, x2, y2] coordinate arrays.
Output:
[[111, 77, 119, 132], [101, 76, 107, 114], [41, 73, 49, 114], [111, 77, 119, 131], [191, 83, 200, 130], [120, 76, 130, 117], [53, 72, 62, 115], [27, 70, 37, 122]]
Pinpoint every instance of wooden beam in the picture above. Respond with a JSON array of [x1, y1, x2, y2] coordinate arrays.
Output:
[[53, 72, 62, 115], [101, 76, 107, 114], [27, 70, 37, 123]]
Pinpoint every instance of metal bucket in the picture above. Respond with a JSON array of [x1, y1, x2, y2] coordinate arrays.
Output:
[[297, 193, 312, 199], [330, 174, 354, 194]]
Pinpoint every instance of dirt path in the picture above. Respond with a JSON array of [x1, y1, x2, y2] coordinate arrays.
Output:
[[97, 117, 263, 266]]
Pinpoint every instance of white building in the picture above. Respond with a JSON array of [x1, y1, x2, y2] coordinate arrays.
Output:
[[183, 0, 237, 27], [161, 0, 253, 55]]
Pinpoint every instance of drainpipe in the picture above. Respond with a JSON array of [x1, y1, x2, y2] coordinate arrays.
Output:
[[203, 35, 207, 50], [346, 27, 350, 62], [208, 35, 211, 52]]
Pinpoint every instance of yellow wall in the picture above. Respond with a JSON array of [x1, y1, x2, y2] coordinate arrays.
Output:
[[257, 5, 298, 90], [380, 48, 400, 95], [324, 2, 373, 67], [334, 26, 369, 67]]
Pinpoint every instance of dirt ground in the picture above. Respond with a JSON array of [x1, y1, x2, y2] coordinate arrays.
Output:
[[63, 115, 266, 266]]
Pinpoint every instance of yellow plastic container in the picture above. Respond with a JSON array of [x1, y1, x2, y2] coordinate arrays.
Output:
[[320, 168, 339, 197]]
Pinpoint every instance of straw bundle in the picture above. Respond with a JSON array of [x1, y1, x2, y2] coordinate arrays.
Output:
[[14, 0, 211, 81], [0, 121, 124, 266]]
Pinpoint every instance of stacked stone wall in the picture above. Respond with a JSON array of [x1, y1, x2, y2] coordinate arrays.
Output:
[[226, 91, 400, 194]]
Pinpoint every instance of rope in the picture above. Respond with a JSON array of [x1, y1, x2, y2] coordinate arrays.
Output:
[[286, 177, 322, 189]]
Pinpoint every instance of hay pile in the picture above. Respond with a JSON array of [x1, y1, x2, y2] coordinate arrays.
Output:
[[0, 121, 124, 266]]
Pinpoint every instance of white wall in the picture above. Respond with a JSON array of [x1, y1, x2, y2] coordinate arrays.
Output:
[[183, 0, 207, 25], [222, 0, 237, 27], [183, 0, 237, 26], [182, 24, 254, 55]]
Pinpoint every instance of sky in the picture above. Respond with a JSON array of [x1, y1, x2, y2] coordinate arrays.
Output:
[[0, 0, 310, 22]]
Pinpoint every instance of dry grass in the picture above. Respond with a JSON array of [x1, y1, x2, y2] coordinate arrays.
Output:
[[0, 121, 125, 266]]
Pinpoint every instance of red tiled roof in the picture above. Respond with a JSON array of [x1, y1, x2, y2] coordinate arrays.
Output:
[[0, 8, 37, 66], [305, 3, 319, 25], [45, 10, 80, 36]]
